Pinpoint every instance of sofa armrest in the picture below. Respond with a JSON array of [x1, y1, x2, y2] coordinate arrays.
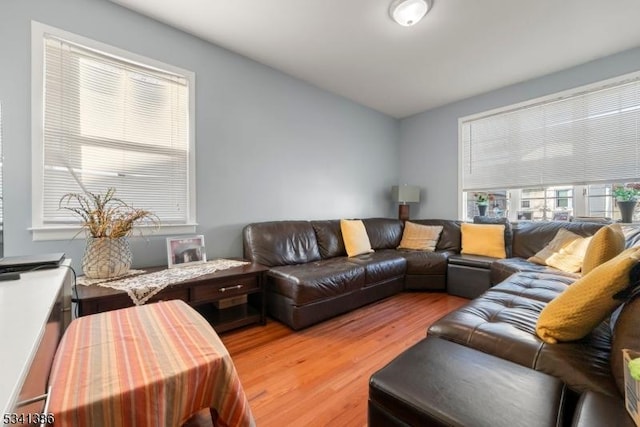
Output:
[[571, 390, 633, 427]]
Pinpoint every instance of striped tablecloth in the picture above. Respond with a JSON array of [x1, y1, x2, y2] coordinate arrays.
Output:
[[48, 300, 255, 427]]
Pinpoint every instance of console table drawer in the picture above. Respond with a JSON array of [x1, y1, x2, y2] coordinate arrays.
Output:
[[148, 288, 189, 303], [192, 276, 259, 302]]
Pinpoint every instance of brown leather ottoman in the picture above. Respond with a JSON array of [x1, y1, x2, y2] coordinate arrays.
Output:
[[369, 337, 568, 427], [447, 254, 496, 298]]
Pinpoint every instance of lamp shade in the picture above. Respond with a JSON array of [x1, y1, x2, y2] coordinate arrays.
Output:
[[392, 185, 420, 203]]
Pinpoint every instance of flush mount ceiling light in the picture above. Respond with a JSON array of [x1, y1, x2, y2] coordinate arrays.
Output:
[[389, 0, 432, 27]]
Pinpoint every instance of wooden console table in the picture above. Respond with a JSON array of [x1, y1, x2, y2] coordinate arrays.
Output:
[[73, 262, 268, 333]]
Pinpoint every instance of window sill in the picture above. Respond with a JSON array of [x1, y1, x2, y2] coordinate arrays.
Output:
[[29, 223, 198, 241]]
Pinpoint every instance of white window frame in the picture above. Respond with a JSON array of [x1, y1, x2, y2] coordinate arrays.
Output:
[[30, 21, 197, 241], [458, 70, 640, 220]]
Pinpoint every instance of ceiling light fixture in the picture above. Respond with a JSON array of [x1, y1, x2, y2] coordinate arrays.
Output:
[[389, 0, 432, 27]]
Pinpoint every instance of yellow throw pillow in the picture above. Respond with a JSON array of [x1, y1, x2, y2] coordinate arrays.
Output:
[[528, 228, 592, 273], [581, 224, 626, 275], [460, 223, 506, 259], [340, 219, 374, 257], [397, 222, 443, 251], [536, 247, 640, 344]]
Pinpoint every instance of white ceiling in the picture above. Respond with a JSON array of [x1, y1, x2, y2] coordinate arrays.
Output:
[[110, 0, 640, 118]]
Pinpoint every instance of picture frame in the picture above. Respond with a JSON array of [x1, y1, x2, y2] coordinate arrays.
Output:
[[166, 235, 207, 268]]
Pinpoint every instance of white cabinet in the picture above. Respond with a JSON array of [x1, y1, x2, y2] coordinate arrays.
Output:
[[0, 261, 72, 420]]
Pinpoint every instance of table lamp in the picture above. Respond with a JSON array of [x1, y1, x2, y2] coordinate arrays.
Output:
[[392, 185, 420, 221]]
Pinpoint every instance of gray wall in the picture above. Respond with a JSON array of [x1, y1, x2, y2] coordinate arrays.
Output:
[[0, 0, 399, 269], [399, 47, 640, 219]]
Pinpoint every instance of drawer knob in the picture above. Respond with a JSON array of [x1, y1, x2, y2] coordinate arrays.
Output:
[[219, 284, 244, 293]]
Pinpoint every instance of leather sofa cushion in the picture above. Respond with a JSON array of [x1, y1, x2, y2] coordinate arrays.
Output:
[[362, 218, 403, 249], [243, 221, 321, 266], [534, 320, 616, 396], [428, 272, 619, 396], [487, 271, 575, 302], [345, 250, 406, 285], [369, 337, 567, 427], [397, 250, 450, 275], [268, 258, 365, 305], [571, 391, 633, 427], [409, 219, 462, 252], [311, 220, 346, 259], [491, 257, 580, 285], [511, 221, 604, 259]]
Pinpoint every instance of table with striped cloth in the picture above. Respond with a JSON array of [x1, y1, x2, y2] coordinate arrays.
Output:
[[48, 299, 255, 427]]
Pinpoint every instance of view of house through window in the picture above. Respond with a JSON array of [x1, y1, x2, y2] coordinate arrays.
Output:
[[462, 183, 629, 222]]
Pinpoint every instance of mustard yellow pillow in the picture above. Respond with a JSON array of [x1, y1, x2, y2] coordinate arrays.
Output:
[[528, 228, 592, 273], [536, 247, 640, 344], [460, 223, 506, 259], [397, 222, 443, 251], [340, 219, 374, 257], [582, 224, 626, 275]]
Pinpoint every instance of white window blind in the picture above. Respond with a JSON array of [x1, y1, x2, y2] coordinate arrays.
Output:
[[461, 75, 640, 191], [42, 35, 191, 225]]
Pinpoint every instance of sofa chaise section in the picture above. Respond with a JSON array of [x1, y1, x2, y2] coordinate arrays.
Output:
[[428, 272, 619, 397]]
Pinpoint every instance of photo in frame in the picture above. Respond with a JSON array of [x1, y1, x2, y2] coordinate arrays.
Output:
[[166, 235, 207, 268]]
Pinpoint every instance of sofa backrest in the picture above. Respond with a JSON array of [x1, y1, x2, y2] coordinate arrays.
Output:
[[511, 221, 605, 259], [362, 218, 404, 250], [623, 224, 640, 248], [611, 263, 640, 396], [409, 219, 463, 252], [243, 221, 321, 267], [311, 220, 346, 259]]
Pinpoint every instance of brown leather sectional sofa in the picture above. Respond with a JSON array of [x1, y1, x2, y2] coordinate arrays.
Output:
[[242, 217, 626, 330], [243, 217, 640, 425], [369, 222, 640, 426]]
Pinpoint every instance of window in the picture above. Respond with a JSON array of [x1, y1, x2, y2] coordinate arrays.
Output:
[[463, 184, 635, 222], [459, 69, 640, 222], [31, 22, 195, 240]]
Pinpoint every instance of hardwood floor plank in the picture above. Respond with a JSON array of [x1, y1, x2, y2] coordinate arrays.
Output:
[[220, 292, 468, 427]]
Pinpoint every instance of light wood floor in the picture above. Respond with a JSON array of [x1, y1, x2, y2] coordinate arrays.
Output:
[[219, 292, 468, 427]]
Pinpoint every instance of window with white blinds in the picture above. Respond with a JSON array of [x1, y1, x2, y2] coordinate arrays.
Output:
[[460, 73, 640, 192], [32, 23, 195, 238]]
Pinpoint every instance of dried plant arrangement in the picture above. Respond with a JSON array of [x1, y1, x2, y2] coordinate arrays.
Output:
[[59, 188, 159, 238]]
